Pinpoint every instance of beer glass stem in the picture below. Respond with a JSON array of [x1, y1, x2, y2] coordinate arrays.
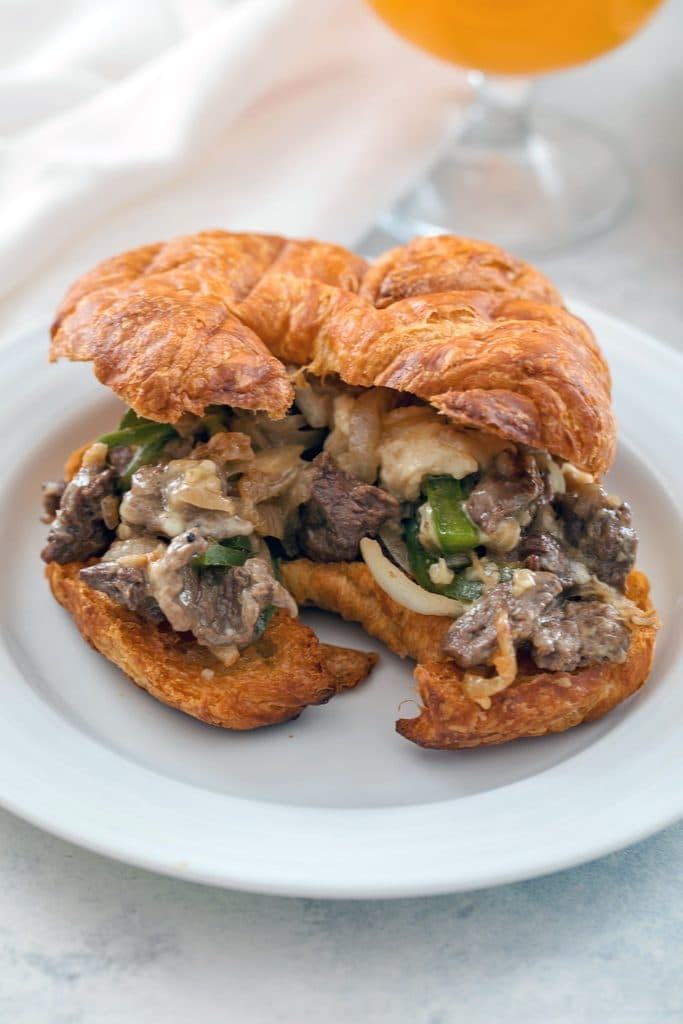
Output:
[[462, 73, 533, 149], [378, 71, 632, 255]]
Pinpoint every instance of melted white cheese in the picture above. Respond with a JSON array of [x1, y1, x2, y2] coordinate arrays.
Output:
[[377, 406, 510, 501], [428, 557, 455, 586]]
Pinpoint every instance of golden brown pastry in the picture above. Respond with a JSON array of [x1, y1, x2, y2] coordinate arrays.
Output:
[[403, 573, 655, 749], [47, 562, 375, 730], [43, 444, 376, 729], [51, 233, 367, 423], [237, 238, 613, 473], [283, 562, 656, 749], [281, 559, 451, 664], [44, 229, 657, 748], [52, 232, 612, 473]]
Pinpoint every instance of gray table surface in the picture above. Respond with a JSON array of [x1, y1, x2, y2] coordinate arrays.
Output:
[[2, 3, 681, 1022]]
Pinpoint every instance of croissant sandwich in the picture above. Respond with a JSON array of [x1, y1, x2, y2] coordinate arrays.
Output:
[[42, 231, 658, 746]]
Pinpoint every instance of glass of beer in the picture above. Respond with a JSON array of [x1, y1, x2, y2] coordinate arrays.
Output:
[[368, 0, 663, 253]]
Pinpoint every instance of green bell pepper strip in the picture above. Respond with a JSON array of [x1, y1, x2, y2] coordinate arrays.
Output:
[[253, 604, 277, 639], [253, 552, 282, 636], [446, 575, 485, 603], [99, 407, 175, 446], [404, 518, 483, 604], [118, 408, 149, 429], [97, 408, 180, 490], [404, 517, 436, 590], [192, 536, 252, 568], [116, 429, 177, 490], [424, 475, 480, 553], [98, 421, 177, 447]]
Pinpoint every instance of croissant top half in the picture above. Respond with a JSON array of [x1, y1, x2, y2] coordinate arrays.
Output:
[[51, 231, 616, 475]]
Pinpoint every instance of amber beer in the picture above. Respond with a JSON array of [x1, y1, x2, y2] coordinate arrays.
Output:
[[368, 0, 662, 75]]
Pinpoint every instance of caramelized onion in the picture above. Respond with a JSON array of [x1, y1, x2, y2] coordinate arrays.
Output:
[[463, 611, 518, 710]]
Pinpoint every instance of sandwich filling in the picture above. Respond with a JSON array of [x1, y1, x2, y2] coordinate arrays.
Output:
[[41, 379, 649, 697]]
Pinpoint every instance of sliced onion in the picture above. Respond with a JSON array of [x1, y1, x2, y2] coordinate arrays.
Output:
[[360, 538, 462, 618]]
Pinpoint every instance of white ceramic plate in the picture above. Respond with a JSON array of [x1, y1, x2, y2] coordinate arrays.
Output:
[[0, 302, 681, 898]]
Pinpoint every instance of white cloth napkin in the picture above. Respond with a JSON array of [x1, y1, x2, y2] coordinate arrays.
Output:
[[0, 0, 466, 344]]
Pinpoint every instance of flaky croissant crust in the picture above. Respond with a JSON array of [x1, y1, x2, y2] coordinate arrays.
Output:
[[46, 445, 376, 729], [51, 231, 616, 474], [281, 561, 657, 749], [47, 562, 376, 729]]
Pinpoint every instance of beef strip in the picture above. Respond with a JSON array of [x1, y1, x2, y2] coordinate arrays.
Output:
[[41, 480, 65, 522], [161, 436, 194, 460], [465, 451, 549, 535], [297, 452, 400, 562], [442, 571, 563, 668], [531, 599, 630, 672], [41, 465, 117, 564], [517, 531, 577, 587], [106, 445, 133, 478], [148, 532, 297, 650], [556, 484, 636, 591], [79, 563, 164, 624]]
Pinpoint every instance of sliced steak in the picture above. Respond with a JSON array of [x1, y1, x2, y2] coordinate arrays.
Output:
[[106, 445, 133, 478], [531, 599, 630, 672], [465, 451, 548, 536], [41, 480, 65, 522], [79, 563, 164, 624], [298, 452, 399, 562], [517, 531, 576, 587], [556, 485, 636, 591], [41, 465, 117, 564], [148, 532, 296, 650], [442, 571, 562, 668]]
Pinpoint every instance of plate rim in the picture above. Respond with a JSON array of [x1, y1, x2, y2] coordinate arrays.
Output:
[[0, 298, 681, 898]]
